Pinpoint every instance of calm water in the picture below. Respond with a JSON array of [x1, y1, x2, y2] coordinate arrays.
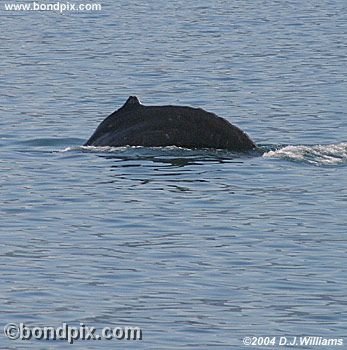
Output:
[[1, 1, 347, 349]]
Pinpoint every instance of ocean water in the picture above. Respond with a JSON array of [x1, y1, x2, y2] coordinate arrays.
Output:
[[1, 1, 347, 349]]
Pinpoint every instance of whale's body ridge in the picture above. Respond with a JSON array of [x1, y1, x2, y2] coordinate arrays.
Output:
[[84, 96, 256, 151]]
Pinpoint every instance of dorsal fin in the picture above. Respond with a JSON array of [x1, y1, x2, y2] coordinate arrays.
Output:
[[122, 96, 141, 109]]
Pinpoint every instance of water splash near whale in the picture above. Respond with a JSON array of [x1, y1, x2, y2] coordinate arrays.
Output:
[[61, 143, 347, 166], [263, 143, 347, 166]]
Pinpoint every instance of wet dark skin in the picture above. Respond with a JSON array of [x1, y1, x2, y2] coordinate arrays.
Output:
[[85, 96, 256, 151]]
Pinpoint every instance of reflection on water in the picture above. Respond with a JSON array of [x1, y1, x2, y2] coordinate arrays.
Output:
[[79, 145, 258, 167]]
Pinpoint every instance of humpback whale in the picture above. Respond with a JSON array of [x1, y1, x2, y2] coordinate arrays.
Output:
[[84, 96, 256, 151]]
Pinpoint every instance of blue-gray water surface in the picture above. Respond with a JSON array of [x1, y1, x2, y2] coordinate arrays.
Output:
[[1, 1, 347, 349]]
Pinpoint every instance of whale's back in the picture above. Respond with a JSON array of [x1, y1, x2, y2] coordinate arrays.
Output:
[[84, 96, 256, 151]]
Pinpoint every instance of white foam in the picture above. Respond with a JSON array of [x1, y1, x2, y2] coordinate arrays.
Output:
[[263, 143, 347, 165], [60, 145, 131, 153]]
